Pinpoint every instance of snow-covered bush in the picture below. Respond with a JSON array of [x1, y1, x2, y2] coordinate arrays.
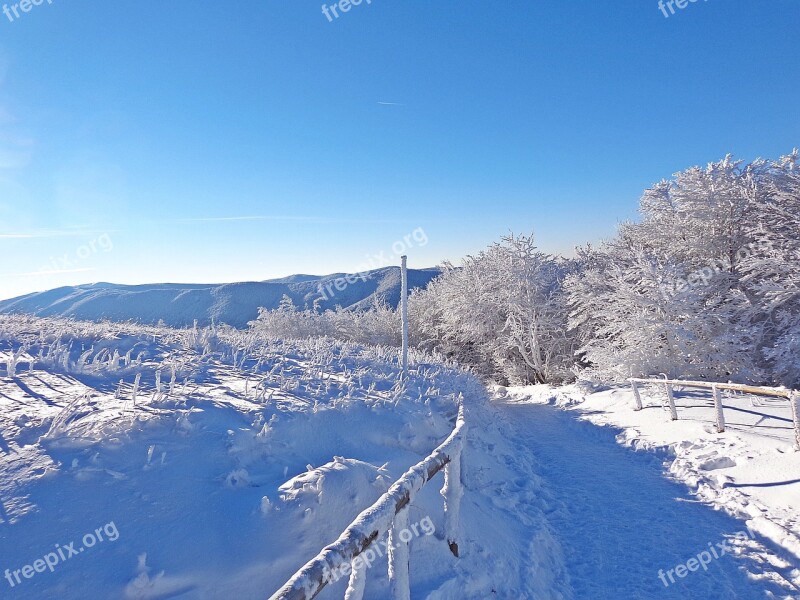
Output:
[[248, 295, 401, 347], [249, 235, 580, 385]]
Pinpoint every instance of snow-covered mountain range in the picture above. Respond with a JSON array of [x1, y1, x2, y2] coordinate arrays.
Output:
[[0, 267, 442, 328]]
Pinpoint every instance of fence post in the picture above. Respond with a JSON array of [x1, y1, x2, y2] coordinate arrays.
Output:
[[791, 392, 800, 451], [400, 255, 409, 378], [631, 380, 643, 411], [712, 384, 725, 433], [665, 383, 678, 421], [388, 507, 410, 600], [344, 556, 367, 600], [441, 412, 467, 558], [442, 438, 464, 557]]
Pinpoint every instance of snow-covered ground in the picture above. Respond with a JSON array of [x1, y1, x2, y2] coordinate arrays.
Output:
[[3, 315, 799, 599], [500, 383, 800, 597], [0, 316, 564, 599]]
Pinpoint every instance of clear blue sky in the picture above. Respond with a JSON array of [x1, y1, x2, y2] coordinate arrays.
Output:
[[1, 0, 798, 298]]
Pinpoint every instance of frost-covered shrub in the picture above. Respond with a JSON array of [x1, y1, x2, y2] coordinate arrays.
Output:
[[248, 296, 400, 347]]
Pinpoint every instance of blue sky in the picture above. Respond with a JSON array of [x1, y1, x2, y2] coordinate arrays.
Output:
[[1, 0, 798, 298]]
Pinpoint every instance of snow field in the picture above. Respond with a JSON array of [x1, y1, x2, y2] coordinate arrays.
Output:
[[0, 316, 566, 599]]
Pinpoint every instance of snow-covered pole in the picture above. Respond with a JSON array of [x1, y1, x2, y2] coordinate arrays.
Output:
[[790, 392, 800, 451], [442, 433, 465, 557], [400, 255, 409, 378], [664, 382, 678, 421], [630, 380, 643, 411], [388, 507, 410, 600], [344, 557, 366, 600], [712, 384, 725, 433]]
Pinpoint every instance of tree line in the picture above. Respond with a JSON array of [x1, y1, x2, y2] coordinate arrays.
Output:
[[250, 151, 800, 387]]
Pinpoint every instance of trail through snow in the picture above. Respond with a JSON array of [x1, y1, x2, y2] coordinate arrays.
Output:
[[498, 402, 796, 599]]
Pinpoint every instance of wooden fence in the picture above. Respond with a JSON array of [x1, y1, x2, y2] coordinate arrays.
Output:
[[270, 403, 467, 600], [629, 377, 800, 450]]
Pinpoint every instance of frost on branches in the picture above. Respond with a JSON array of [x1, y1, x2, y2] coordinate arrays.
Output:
[[410, 234, 578, 385]]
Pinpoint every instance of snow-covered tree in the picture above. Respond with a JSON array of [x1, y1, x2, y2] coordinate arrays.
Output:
[[567, 152, 800, 384], [411, 234, 577, 384], [566, 239, 757, 381], [739, 151, 800, 386]]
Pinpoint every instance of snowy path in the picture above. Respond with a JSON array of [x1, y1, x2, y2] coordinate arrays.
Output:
[[499, 402, 796, 599]]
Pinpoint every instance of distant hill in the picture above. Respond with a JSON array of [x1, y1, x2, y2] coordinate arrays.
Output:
[[0, 267, 442, 328]]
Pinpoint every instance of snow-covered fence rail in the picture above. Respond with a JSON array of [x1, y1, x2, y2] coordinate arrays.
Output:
[[629, 378, 800, 450], [270, 403, 467, 600]]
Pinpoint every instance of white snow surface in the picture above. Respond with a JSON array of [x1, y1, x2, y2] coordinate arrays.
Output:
[[499, 383, 800, 598], [2, 315, 800, 599], [0, 316, 566, 599]]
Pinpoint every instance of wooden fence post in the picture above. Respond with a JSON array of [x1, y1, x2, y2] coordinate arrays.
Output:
[[712, 384, 725, 433], [665, 383, 678, 421], [388, 507, 410, 600], [443, 440, 464, 557], [791, 392, 800, 451], [344, 557, 367, 600], [631, 380, 643, 411]]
